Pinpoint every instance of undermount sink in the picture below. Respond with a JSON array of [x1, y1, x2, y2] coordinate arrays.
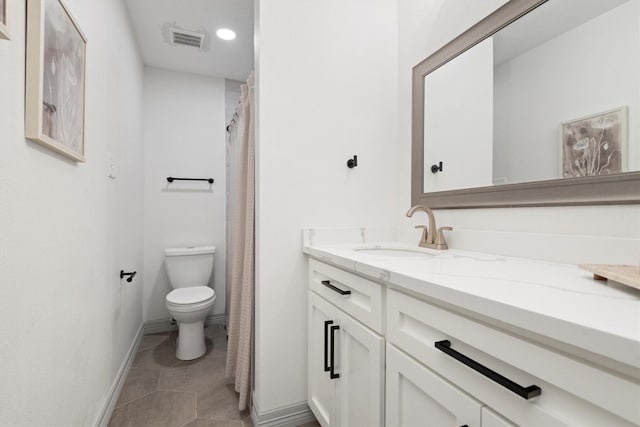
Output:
[[353, 247, 438, 257]]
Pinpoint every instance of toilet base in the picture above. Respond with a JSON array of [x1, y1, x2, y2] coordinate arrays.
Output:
[[176, 320, 206, 360]]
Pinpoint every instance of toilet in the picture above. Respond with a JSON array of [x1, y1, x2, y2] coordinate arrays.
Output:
[[165, 245, 216, 360]]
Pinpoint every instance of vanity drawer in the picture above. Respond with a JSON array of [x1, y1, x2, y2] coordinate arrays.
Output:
[[387, 289, 639, 426], [309, 259, 383, 334]]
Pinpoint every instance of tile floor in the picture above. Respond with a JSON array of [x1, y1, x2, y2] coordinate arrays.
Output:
[[109, 325, 320, 427], [108, 325, 320, 427], [108, 326, 252, 427]]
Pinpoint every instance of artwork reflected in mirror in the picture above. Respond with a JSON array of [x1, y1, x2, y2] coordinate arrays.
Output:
[[25, 0, 87, 161], [561, 107, 627, 178]]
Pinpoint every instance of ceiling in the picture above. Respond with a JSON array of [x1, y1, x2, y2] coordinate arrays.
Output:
[[124, 0, 254, 81]]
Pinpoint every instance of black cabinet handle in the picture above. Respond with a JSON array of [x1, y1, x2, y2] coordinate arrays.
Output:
[[321, 280, 351, 296], [323, 320, 333, 372], [435, 340, 541, 400], [330, 325, 340, 379]]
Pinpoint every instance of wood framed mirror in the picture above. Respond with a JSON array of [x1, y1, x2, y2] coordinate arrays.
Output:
[[412, 0, 640, 208]]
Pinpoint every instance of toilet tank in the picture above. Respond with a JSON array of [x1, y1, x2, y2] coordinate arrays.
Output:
[[165, 246, 215, 289]]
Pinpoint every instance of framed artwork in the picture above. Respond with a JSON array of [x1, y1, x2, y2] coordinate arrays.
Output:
[[0, 0, 9, 40], [25, 0, 87, 161], [561, 107, 627, 178]]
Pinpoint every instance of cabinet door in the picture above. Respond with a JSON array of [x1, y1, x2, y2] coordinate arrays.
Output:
[[482, 407, 516, 427], [335, 310, 385, 427], [386, 343, 482, 427], [308, 292, 337, 427]]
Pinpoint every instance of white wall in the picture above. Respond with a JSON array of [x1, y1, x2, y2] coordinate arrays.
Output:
[[397, 1, 640, 264], [142, 67, 226, 322], [254, 0, 398, 415], [0, 0, 144, 425], [493, 0, 640, 183]]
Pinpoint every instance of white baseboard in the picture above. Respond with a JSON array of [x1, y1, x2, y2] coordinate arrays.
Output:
[[94, 324, 144, 427], [143, 313, 226, 335], [251, 401, 316, 427]]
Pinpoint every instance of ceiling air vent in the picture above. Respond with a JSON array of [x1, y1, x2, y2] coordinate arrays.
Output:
[[169, 27, 205, 49]]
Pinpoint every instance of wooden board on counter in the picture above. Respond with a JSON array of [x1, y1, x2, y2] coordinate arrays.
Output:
[[579, 264, 640, 290]]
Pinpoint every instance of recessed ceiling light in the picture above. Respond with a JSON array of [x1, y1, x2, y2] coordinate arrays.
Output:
[[216, 28, 236, 41]]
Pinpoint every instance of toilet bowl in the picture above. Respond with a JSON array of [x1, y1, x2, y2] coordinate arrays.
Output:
[[166, 286, 216, 360], [164, 246, 216, 360]]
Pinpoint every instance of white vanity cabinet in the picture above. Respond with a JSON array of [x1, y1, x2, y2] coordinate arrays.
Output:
[[386, 343, 484, 427], [386, 289, 638, 427], [308, 261, 385, 427], [481, 408, 516, 427], [307, 258, 640, 427]]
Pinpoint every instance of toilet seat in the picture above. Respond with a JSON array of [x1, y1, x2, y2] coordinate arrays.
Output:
[[166, 286, 215, 305]]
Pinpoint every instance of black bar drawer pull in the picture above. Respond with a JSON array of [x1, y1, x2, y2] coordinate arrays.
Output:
[[321, 280, 351, 296], [324, 320, 333, 372], [330, 325, 340, 379], [435, 340, 541, 400]]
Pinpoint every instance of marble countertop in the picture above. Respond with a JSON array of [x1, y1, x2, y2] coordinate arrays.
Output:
[[303, 241, 640, 369]]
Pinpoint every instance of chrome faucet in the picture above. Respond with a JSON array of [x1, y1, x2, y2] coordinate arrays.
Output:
[[405, 205, 452, 250]]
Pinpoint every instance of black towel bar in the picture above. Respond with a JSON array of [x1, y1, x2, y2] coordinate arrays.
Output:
[[167, 177, 214, 184]]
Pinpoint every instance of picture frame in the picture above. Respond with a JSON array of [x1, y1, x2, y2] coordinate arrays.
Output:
[[560, 107, 627, 178], [25, 0, 87, 162], [0, 0, 9, 40]]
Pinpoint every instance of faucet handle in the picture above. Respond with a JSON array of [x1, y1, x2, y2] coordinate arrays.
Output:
[[414, 225, 428, 244], [435, 227, 453, 249]]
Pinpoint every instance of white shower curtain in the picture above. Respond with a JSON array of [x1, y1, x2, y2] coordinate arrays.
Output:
[[225, 71, 255, 410]]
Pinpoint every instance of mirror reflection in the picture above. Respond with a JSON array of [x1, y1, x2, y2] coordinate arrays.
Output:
[[423, 0, 639, 193]]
